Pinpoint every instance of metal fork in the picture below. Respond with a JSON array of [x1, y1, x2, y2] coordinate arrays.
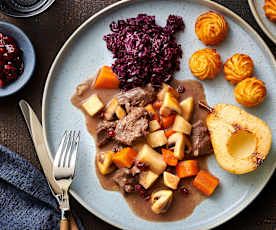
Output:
[[53, 130, 80, 230]]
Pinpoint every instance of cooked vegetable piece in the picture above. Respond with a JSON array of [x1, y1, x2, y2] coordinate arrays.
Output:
[[162, 149, 178, 166], [151, 190, 173, 214], [161, 114, 176, 129], [146, 130, 168, 148], [137, 144, 167, 175], [176, 160, 199, 178], [94, 66, 120, 89], [160, 92, 182, 116], [149, 120, 161, 132], [163, 171, 180, 190], [180, 97, 194, 121], [139, 170, 159, 189], [172, 115, 192, 135], [112, 147, 137, 168], [82, 94, 104, 117], [168, 132, 185, 160], [104, 98, 119, 120], [147, 129, 166, 145], [157, 83, 179, 101], [115, 105, 126, 119], [165, 129, 175, 138], [153, 101, 163, 110], [96, 151, 116, 175], [145, 104, 159, 121], [193, 170, 219, 196]]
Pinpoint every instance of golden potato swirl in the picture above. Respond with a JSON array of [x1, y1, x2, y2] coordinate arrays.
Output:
[[195, 11, 229, 46], [264, 0, 276, 22], [223, 54, 254, 85], [234, 77, 267, 107], [189, 48, 222, 80]]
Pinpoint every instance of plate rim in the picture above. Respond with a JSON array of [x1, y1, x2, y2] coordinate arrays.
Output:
[[248, 0, 276, 45], [42, 0, 276, 229]]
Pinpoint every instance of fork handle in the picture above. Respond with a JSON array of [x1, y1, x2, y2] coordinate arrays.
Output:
[[60, 219, 70, 230]]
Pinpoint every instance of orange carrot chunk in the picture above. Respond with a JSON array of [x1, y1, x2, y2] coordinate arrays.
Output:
[[94, 66, 120, 89], [161, 114, 176, 129], [162, 149, 178, 166], [145, 104, 159, 121], [165, 129, 175, 138], [153, 101, 163, 110], [193, 170, 219, 196], [112, 147, 137, 168], [176, 160, 199, 178]]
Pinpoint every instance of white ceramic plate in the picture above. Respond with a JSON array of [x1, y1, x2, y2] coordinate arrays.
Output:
[[248, 0, 276, 44], [42, 0, 276, 229]]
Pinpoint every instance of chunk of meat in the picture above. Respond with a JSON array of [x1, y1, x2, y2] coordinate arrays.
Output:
[[112, 168, 138, 193], [190, 120, 213, 157], [96, 120, 117, 147], [117, 84, 156, 112], [115, 107, 150, 145]]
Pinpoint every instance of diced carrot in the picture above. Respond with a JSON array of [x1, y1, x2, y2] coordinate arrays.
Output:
[[193, 170, 219, 196], [162, 149, 178, 166], [153, 101, 163, 110], [165, 129, 175, 138], [94, 66, 120, 89], [176, 160, 199, 178], [112, 147, 137, 168], [145, 104, 159, 121], [161, 114, 176, 129]]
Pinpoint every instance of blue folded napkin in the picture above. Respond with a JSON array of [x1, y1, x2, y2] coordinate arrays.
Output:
[[0, 144, 85, 230]]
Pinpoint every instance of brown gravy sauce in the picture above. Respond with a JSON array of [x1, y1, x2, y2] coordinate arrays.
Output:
[[71, 79, 210, 222]]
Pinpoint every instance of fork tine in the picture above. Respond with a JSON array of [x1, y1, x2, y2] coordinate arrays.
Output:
[[53, 131, 68, 167], [60, 130, 72, 167], [69, 131, 80, 174], [65, 131, 76, 167]]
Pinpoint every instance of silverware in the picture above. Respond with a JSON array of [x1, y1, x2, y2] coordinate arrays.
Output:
[[19, 100, 80, 230], [53, 131, 80, 230]]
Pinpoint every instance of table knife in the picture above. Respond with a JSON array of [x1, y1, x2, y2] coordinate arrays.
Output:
[[19, 100, 79, 230]]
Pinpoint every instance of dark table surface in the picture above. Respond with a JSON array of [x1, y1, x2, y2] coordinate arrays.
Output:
[[0, 0, 275, 229]]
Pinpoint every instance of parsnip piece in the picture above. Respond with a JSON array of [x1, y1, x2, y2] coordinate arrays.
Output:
[[180, 97, 194, 121], [163, 172, 180, 190], [82, 94, 104, 117], [168, 132, 185, 160], [139, 170, 159, 189], [172, 115, 192, 135], [137, 144, 167, 175], [160, 92, 182, 116], [157, 83, 179, 101], [146, 130, 167, 148], [149, 120, 161, 132]]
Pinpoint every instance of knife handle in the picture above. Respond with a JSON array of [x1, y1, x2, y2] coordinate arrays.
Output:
[[60, 219, 70, 230]]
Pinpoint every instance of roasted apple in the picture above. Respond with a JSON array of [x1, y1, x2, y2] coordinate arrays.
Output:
[[206, 104, 272, 174]]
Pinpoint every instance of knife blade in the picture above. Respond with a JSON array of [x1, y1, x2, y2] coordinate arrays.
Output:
[[19, 100, 62, 195]]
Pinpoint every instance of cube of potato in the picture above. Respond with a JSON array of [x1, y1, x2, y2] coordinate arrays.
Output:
[[160, 92, 182, 116], [139, 170, 159, 189], [157, 83, 179, 101], [96, 151, 116, 175], [146, 130, 167, 148], [149, 120, 161, 132], [172, 115, 192, 135], [82, 94, 104, 117], [104, 98, 119, 120], [180, 97, 194, 121], [115, 105, 126, 119], [163, 172, 180, 190], [137, 144, 167, 175]]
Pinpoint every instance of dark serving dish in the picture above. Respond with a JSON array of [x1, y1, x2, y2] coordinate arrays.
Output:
[[0, 21, 36, 98]]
